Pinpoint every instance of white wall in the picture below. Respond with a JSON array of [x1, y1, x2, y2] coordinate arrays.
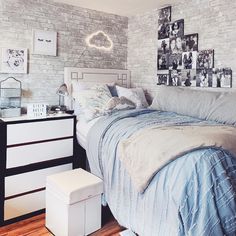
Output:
[[128, 0, 236, 99]]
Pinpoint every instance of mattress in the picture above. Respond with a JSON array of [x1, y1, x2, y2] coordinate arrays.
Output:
[[76, 117, 101, 149]]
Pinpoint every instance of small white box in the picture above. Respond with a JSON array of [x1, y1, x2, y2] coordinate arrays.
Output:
[[46, 169, 103, 236]]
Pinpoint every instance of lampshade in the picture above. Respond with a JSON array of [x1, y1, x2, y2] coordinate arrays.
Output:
[[56, 83, 68, 97], [56, 83, 69, 107]]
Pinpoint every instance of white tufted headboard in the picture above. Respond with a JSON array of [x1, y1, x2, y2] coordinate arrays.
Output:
[[64, 67, 131, 109]]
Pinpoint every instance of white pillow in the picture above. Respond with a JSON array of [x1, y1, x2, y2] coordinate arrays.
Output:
[[150, 87, 224, 120], [116, 86, 149, 108], [77, 84, 112, 121], [207, 92, 236, 125]]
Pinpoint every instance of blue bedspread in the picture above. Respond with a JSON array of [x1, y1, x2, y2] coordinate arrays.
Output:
[[86, 109, 236, 236]]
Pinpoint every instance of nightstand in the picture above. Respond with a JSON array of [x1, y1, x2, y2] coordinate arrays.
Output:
[[0, 114, 77, 226]]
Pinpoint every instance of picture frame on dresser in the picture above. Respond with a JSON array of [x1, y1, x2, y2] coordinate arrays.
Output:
[[0, 114, 79, 226]]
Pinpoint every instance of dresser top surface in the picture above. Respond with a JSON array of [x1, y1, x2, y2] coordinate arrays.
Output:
[[0, 113, 75, 123]]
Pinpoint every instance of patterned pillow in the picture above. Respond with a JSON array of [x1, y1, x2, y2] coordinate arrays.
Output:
[[77, 84, 112, 120], [116, 86, 149, 108]]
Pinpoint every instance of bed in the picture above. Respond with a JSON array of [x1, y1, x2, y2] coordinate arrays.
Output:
[[64, 67, 236, 236]]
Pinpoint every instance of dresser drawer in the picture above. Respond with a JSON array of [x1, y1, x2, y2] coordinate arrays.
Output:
[[7, 119, 73, 145], [4, 191, 45, 220], [6, 139, 73, 168], [5, 164, 72, 197]]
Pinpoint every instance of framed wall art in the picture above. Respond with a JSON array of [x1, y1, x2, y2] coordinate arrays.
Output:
[[1, 48, 28, 74], [32, 30, 57, 56]]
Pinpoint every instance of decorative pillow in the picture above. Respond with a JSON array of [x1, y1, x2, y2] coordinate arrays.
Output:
[[116, 86, 149, 108], [150, 86, 224, 120], [207, 92, 236, 125], [104, 96, 136, 111], [77, 84, 112, 120]]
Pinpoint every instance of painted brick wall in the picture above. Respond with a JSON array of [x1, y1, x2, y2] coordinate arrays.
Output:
[[0, 0, 128, 106], [128, 0, 236, 99]]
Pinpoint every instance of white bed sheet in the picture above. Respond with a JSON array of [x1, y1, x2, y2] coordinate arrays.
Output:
[[76, 117, 101, 149]]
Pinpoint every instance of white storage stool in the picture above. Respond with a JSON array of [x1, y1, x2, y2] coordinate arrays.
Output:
[[46, 168, 103, 236]]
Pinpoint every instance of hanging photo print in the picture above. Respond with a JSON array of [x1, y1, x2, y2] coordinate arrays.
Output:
[[197, 49, 214, 69], [212, 68, 232, 88], [158, 53, 169, 70], [169, 36, 183, 54], [169, 53, 182, 70], [169, 69, 182, 86], [182, 51, 197, 69], [158, 39, 170, 54], [169, 19, 184, 38], [158, 6, 171, 39], [181, 69, 197, 87], [196, 69, 213, 87], [182, 34, 198, 52], [157, 73, 169, 85]]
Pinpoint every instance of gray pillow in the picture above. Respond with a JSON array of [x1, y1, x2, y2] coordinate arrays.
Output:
[[150, 87, 224, 120], [207, 92, 236, 125]]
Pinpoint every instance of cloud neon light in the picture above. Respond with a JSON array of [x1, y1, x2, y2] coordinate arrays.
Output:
[[86, 31, 113, 51]]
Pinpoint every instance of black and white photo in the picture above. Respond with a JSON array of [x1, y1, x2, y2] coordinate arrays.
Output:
[[182, 51, 197, 69], [221, 68, 232, 88], [157, 73, 169, 85], [169, 36, 183, 54], [169, 53, 182, 70], [169, 69, 182, 86], [158, 6, 171, 39], [1, 48, 28, 73], [158, 53, 169, 70], [196, 69, 213, 87], [212, 68, 232, 88], [169, 19, 184, 38], [158, 39, 170, 54], [181, 69, 196, 87], [182, 34, 198, 52], [197, 49, 214, 69]]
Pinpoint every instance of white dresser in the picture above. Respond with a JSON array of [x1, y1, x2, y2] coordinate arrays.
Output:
[[0, 114, 76, 226]]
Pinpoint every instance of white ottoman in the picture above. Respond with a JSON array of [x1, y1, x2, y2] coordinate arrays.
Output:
[[46, 168, 103, 236]]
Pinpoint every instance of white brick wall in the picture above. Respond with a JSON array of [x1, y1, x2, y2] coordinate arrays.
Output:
[[128, 0, 236, 99], [0, 0, 128, 106]]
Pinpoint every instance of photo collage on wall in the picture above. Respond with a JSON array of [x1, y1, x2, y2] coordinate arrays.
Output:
[[157, 6, 232, 88]]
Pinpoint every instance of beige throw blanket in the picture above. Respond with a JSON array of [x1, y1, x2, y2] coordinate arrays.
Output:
[[119, 125, 236, 193]]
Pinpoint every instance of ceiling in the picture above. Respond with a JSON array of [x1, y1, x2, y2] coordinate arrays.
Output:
[[53, 0, 171, 16]]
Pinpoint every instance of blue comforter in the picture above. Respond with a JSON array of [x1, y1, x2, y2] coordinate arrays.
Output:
[[86, 109, 236, 236]]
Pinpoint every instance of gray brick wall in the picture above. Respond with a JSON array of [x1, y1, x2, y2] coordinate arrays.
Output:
[[0, 0, 128, 106], [128, 0, 236, 99]]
